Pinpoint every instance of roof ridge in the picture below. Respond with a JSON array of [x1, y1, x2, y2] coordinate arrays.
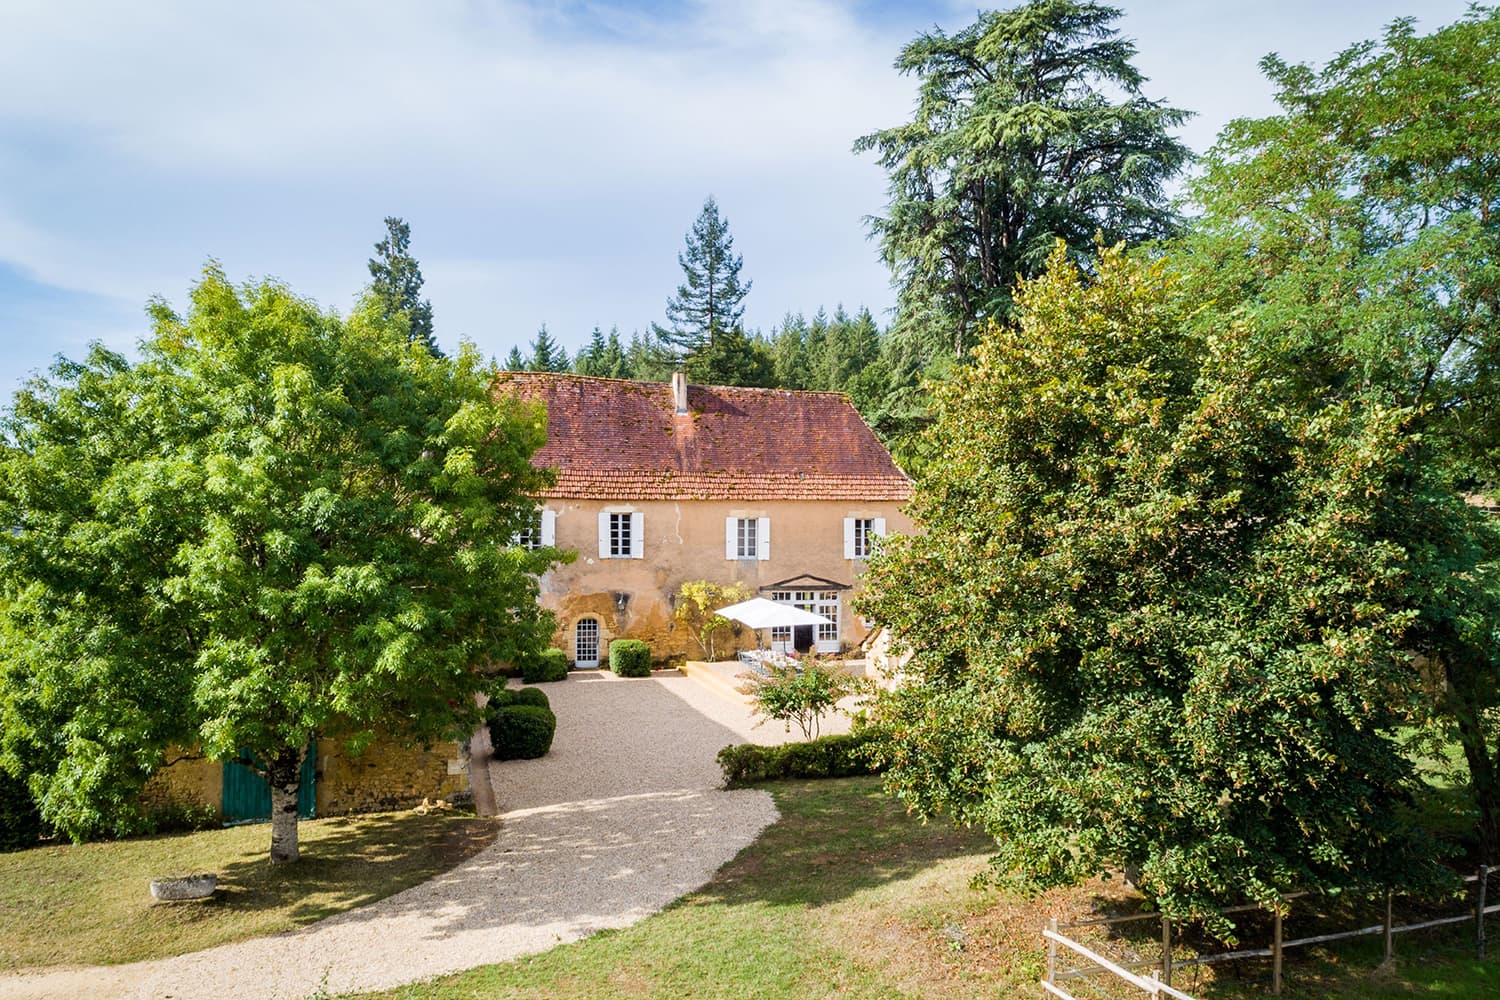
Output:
[[492, 371, 852, 399]]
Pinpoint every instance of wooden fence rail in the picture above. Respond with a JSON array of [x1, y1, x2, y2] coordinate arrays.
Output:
[[1042, 866, 1500, 997]]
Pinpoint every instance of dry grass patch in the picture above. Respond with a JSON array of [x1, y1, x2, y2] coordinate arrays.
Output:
[[0, 809, 496, 970]]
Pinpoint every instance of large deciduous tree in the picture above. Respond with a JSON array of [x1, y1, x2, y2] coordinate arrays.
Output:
[[0, 266, 559, 862], [855, 0, 1190, 361], [369, 216, 441, 356], [860, 244, 1462, 919], [1181, 6, 1500, 862], [654, 196, 752, 366]]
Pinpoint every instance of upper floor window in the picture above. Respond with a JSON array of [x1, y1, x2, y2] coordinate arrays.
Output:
[[844, 516, 885, 560], [598, 510, 643, 559], [726, 516, 770, 560], [514, 508, 555, 551], [609, 512, 631, 556]]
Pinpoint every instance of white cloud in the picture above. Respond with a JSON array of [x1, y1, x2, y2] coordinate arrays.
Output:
[[0, 0, 1479, 395], [0, 1, 910, 184], [0, 0, 912, 338]]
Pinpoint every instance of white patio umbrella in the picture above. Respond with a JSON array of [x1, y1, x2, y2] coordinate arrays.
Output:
[[714, 597, 833, 656], [713, 596, 831, 629]]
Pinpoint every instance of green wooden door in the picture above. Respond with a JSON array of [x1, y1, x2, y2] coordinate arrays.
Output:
[[221, 746, 316, 823]]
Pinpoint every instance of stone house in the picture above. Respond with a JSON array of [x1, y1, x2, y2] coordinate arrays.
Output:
[[495, 371, 913, 664]]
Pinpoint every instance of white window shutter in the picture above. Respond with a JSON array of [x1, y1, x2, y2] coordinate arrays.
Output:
[[541, 509, 556, 547], [630, 512, 644, 559], [758, 517, 771, 561], [843, 517, 856, 560], [873, 517, 886, 540], [598, 511, 610, 559], [726, 516, 737, 560]]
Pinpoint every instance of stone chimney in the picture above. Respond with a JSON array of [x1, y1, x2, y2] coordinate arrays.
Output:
[[672, 370, 688, 414]]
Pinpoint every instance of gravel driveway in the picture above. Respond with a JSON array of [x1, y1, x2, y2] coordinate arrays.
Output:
[[0, 672, 780, 1000]]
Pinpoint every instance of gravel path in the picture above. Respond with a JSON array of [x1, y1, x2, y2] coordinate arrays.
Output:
[[0, 672, 781, 1000]]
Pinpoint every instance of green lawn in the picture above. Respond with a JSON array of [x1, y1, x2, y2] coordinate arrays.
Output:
[[0, 808, 495, 970], [347, 777, 1499, 1000]]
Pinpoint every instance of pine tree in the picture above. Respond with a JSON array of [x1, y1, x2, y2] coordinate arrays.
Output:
[[599, 327, 628, 379], [625, 330, 675, 382], [820, 307, 881, 392], [653, 197, 751, 364], [574, 327, 609, 376], [368, 217, 441, 356], [527, 325, 570, 373], [770, 313, 811, 390], [855, 1, 1190, 360], [687, 327, 774, 387], [503, 346, 525, 371]]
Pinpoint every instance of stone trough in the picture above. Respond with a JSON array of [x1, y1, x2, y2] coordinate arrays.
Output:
[[149, 874, 218, 902]]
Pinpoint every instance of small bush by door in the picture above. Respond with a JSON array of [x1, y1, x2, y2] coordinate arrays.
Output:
[[521, 647, 569, 684], [610, 639, 652, 677]]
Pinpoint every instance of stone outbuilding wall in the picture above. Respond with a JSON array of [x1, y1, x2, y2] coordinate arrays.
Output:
[[139, 735, 470, 821]]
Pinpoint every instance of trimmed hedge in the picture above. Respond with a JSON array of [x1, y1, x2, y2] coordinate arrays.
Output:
[[492, 686, 551, 711], [716, 732, 883, 788], [488, 704, 557, 760], [609, 639, 652, 677], [521, 647, 569, 684]]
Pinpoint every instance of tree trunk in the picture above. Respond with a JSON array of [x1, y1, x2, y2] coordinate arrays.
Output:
[[1453, 699, 1500, 865], [266, 745, 303, 865]]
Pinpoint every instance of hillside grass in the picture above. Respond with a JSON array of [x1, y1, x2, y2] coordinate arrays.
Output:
[[350, 776, 1497, 999]]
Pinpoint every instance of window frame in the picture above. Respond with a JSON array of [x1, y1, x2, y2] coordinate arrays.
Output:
[[726, 515, 771, 561], [598, 510, 643, 559], [608, 512, 632, 558], [843, 516, 886, 560]]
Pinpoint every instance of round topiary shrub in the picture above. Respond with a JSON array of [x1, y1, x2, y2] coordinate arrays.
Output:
[[510, 686, 550, 710], [488, 704, 556, 760], [488, 686, 550, 711], [609, 639, 652, 677], [521, 647, 569, 684]]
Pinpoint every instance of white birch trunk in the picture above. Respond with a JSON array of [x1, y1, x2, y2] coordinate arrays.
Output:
[[267, 746, 302, 865]]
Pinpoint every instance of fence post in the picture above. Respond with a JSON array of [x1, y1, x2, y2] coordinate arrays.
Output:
[[1161, 914, 1173, 987], [1479, 865, 1489, 960], [1272, 902, 1284, 996], [1047, 916, 1058, 985], [1383, 890, 1393, 963]]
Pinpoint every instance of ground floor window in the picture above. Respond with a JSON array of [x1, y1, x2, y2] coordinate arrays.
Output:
[[769, 590, 840, 654], [574, 618, 600, 667]]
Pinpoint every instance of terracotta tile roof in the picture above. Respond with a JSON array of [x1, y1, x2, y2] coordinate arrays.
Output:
[[494, 373, 912, 502]]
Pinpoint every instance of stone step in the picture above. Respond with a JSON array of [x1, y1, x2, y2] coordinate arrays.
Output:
[[679, 659, 753, 705]]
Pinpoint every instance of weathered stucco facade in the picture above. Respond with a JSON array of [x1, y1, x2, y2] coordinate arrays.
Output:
[[538, 498, 913, 661], [497, 372, 914, 665]]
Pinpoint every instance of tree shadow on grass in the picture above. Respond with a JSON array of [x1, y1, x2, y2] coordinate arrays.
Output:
[[186, 811, 497, 928], [689, 776, 994, 911]]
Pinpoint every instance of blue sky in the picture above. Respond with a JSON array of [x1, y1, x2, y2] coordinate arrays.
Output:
[[0, 0, 1477, 398]]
